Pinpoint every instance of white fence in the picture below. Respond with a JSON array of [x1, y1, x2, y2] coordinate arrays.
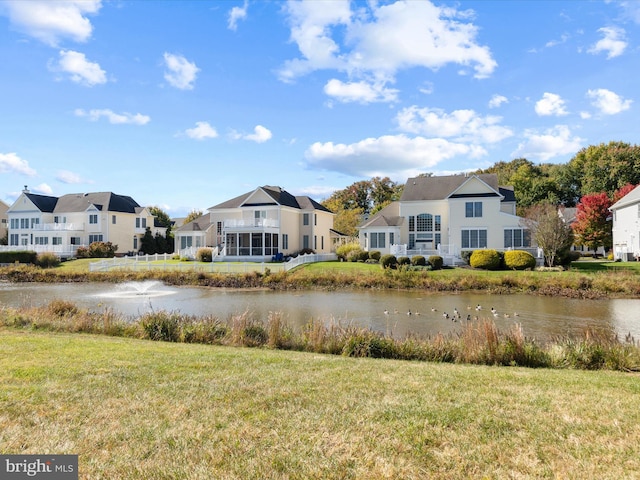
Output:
[[89, 252, 338, 273]]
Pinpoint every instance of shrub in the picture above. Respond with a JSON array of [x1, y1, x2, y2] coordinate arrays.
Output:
[[397, 256, 410, 266], [46, 300, 79, 317], [460, 250, 473, 265], [470, 249, 501, 270], [503, 250, 536, 270], [380, 254, 397, 269], [35, 252, 60, 268], [368, 250, 381, 262], [411, 255, 426, 266], [347, 248, 369, 262], [78, 242, 117, 258], [140, 311, 181, 342], [0, 251, 38, 264], [196, 247, 213, 262], [428, 255, 444, 270], [335, 241, 361, 261]]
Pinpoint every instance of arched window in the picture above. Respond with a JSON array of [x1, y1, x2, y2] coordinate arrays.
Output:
[[416, 213, 433, 232]]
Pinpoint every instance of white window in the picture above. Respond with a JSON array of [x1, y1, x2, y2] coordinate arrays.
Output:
[[462, 229, 487, 249], [303, 213, 310, 226], [282, 234, 289, 250], [370, 232, 386, 249], [504, 229, 531, 248], [465, 202, 483, 218], [89, 214, 98, 224], [89, 234, 103, 243]]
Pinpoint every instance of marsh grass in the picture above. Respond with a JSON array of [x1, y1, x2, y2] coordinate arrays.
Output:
[[2, 329, 640, 479], [2, 301, 640, 372]]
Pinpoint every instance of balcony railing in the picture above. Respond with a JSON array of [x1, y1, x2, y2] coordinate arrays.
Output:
[[31, 223, 84, 232], [223, 219, 279, 229]]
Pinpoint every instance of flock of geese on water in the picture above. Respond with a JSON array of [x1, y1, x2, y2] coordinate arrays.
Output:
[[383, 304, 520, 322]]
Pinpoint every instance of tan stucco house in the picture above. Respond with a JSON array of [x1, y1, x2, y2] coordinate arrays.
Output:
[[358, 174, 533, 263], [5, 187, 162, 258], [175, 185, 339, 261]]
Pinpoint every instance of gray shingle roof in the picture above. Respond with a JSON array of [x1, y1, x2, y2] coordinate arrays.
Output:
[[400, 174, 500, 201], [210, 186, 332, 213], [358, 202, 403, 228], [53, 192, 140, 213]]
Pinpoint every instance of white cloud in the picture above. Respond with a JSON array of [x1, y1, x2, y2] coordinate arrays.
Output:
[[185, 121, 218, 140], [586, 88, 632, 115], [488, 94, 508, 109], [0, 152, 37, 176], [53, 50, 106, 86], [513, 125, 584, 161], [33, 183, 53, 195], [323, 79, 398, 104], [535, 92, 568, 116], [74, 108, 150, 125], [245, 125, 272, 143], [56, 170, 93, 184], [396, 106, 513, 144], [279, 0, 496, 95], [0, 0, 101, 46], [228, 1, 248, 31], [588, 26, 627, 59], [163, 53, 199, 90], [304, 134, 486, 178]]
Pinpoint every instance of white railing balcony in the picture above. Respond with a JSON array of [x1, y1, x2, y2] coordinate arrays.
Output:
[[223, 219, 279, 229], [32, 222, 84, 232]]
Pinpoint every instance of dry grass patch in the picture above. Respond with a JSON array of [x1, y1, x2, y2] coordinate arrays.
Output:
[[1, 330, 640, 479]]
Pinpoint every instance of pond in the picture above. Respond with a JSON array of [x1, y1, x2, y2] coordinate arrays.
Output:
[[2, 281, 639, 342]]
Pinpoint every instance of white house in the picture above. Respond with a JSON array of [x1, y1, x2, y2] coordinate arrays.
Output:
[[610, 184, 640, 261], [358, 174, 533, 262], [175, 185, 341, 261], [5, 186, 163, 258]]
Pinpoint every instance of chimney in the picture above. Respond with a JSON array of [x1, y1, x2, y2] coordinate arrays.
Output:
[[23, 185, 29, 193]]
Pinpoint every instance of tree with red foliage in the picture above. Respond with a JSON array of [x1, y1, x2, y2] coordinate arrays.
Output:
[[572, 192, 612, 253], [612, 183, 637, 203]]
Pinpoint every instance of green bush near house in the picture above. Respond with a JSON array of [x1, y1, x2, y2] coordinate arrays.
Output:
[[335, 241, 361, 261], [428, 255, 444, 270], [0, 251, 38, 264], [368, 250, 381, 262], [347, 249, 368, 262], [470, 249, 501, 270], [379, 254, 397, 269], [411, 255, 426, 266], [503, 250, 536, 270], [196, 248, 213, 262], [35, 252, 61, 269], [397, 256, 410, 266]]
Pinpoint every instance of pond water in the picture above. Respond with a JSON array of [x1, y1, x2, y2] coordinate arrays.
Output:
[[1, 280, 639, 342]]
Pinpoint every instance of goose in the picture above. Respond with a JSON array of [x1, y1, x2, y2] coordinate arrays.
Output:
[[475, 304, 482, 311]]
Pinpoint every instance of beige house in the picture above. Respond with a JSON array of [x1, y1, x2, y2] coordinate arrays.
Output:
[[358, 174, 533, 263], [0, 199, 8, 243], [5, 187, 162, 258], [175, 185, 338, 261]]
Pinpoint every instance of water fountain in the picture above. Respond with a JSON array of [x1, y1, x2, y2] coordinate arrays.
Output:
[[95, 280, 177, 299]]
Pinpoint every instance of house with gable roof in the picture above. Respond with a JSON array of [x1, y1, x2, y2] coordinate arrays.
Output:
[[358, 174, 534, 263], [610, 184, 640, 260], [5, 186, 162, 258], [175, 185, 341, 260]]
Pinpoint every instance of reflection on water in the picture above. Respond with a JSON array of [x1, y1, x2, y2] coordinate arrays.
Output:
[[1, 281, 639, 342]]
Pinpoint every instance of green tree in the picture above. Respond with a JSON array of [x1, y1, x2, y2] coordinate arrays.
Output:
[[139, 227, 156, 255], [148, 206, 172, 228], [154, 231, 169, 254], [521, 203, 573, 267], [568, 141, 640, 197], [184, 209, 204, 225]]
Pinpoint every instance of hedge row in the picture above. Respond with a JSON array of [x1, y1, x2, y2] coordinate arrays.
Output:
[[469, 249, 536, 270]]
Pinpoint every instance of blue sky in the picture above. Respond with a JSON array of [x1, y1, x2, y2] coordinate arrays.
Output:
[[1, 0, 639, 217]]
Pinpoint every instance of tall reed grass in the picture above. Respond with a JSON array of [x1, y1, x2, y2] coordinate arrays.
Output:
[[2, 301, 639, 372]]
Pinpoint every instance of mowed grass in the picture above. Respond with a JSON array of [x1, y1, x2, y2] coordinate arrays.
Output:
[[2, 329, 640, 479]]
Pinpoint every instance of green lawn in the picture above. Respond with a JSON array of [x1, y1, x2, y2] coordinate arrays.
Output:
[[2, 329, 639, 479]]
